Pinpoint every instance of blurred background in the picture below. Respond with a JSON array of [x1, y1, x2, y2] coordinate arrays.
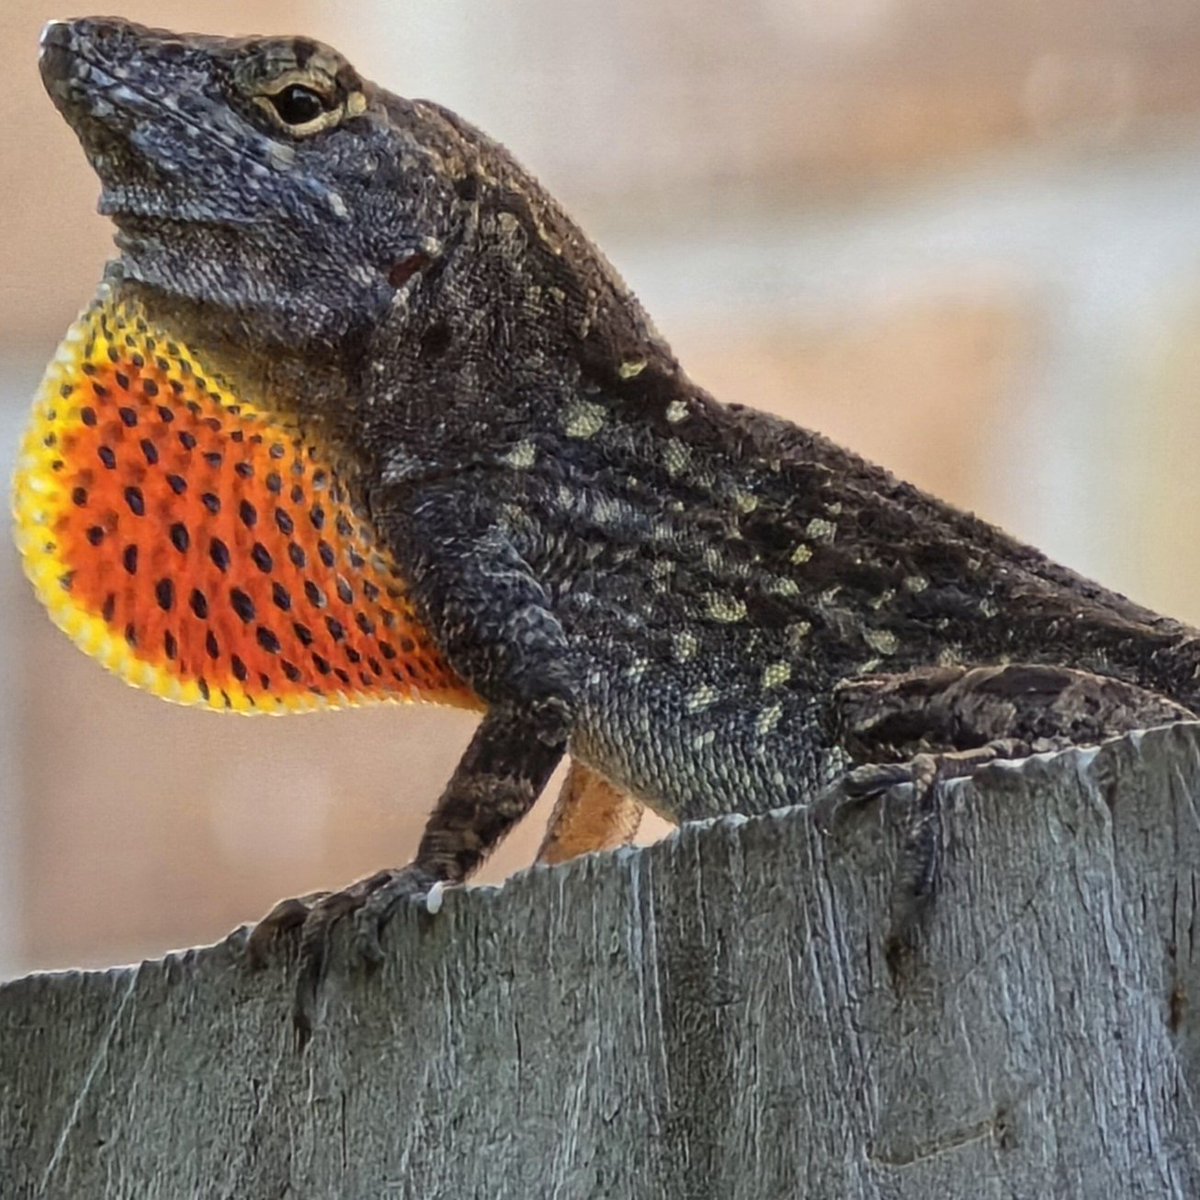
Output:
[[3, 0, 1200, 975]]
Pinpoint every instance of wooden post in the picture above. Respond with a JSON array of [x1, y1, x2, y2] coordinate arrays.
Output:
[[4, 724, 1200, 1197]]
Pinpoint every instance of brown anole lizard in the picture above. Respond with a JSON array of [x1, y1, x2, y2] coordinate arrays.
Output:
[[22, 17, 1199, 1037]]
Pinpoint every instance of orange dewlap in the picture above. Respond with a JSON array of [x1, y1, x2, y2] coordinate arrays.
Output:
[[12, 294, 481, 714]]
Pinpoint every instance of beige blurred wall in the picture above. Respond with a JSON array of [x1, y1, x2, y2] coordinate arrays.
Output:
[[5, 0, 1200, 971]]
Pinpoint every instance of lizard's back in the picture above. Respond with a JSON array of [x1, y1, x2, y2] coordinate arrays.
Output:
[[492, 375, 1199, 818]]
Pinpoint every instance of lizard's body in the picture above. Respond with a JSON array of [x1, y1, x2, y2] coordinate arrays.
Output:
[[26, 18, 1200, 1028]]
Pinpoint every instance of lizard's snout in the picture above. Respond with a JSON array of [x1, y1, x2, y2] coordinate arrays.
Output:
[[38, 17, 160, 86], [38, 20, 71, 51], [37, 20, 77, 85]]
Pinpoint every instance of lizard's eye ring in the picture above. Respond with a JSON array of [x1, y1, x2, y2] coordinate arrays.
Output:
[[269, 84, 331, 127], [254, 77, 349, 137]]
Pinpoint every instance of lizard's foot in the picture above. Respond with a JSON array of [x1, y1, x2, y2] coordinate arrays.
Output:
[[825, 739, 1032, 976], [245, 889, 332, 968], [247, 864, 443, 1045]]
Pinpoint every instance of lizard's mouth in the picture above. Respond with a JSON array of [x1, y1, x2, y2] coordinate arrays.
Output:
[[40, 31, 187, 224], [12, 286, 479, 715]]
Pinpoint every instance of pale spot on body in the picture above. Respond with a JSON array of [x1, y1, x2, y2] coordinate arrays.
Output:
[[863, 628, 898, 655], [692, 730, 717, 749], [663, 439, 691, 478], [786, 620, 811, 647], [755, 702, 784, 736], [501, 440, 538, 469], [665, 400, 688, 424], [618, 359, 647, 380], [790, 543, 813, 565], [563, 399, 607, 439], [268, 142, 297, 168], [673, 630, 698, 662], [762, 661, 792, 689], [686, 684, 717, 712], [703, 547, 739, 576], [938, 645, 963, 667], [904, 574, 929, 593], [806, 517, 837, 544], [704, 593, 747, 623]]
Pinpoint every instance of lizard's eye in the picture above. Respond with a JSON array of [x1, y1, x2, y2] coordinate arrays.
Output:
[[255, 78, 344, 137], [270, 84, 329, 127]]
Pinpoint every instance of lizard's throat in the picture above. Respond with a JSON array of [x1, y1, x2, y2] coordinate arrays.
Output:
[[12, 288, 479, 715]]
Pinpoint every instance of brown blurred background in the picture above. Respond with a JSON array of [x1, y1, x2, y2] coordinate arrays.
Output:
[[4, 0, 1200, 974]]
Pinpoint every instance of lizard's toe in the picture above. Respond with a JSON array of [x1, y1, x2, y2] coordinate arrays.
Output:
[[245, 890, 331, 969], [245, 866, 446, 1046], [842, 761, 916, 799], [812, 762, 914, 833], [351, 865, 442, 965], [292, 885, 368, 1045]]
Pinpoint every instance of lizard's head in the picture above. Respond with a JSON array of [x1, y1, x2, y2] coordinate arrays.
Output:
[[39, 17, 441, 345], [39, 17, 670, 393]]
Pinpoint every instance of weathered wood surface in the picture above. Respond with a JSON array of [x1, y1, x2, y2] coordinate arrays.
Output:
[[4, 724, 1200, 1199]]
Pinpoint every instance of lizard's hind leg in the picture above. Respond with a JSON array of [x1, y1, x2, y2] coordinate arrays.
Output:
[[825, 664, 1194, 975], [537, 760, 644, 866]]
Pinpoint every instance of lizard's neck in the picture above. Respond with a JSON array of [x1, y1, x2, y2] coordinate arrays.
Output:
[[106, 268, 358, 428], [106, 223, 685, 462]]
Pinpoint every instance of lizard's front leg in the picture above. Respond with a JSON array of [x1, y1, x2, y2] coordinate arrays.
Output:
[[250, 488, 575, 1039], [823, 664, 1195, 971]]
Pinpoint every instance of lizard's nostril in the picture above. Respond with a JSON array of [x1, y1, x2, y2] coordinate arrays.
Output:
[[39, 20, 73, 53]]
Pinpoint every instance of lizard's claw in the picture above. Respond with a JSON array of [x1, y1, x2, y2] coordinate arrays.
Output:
[[841, 760, 917, 799], [247, 864, 443, 1047], [817, 742, 1034, 979], [811, 762, 914, 833], [245, 890, 331, 969], [350, 865, 443, 965]]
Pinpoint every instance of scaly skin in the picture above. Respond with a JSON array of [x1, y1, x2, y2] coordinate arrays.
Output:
[[27, 17, 1200, 1036]]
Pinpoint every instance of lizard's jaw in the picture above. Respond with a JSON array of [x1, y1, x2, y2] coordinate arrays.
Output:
[[12, 285, 480, 716]]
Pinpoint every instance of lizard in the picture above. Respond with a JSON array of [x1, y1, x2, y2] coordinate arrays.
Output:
[[22, 16, 1200, 1039]]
